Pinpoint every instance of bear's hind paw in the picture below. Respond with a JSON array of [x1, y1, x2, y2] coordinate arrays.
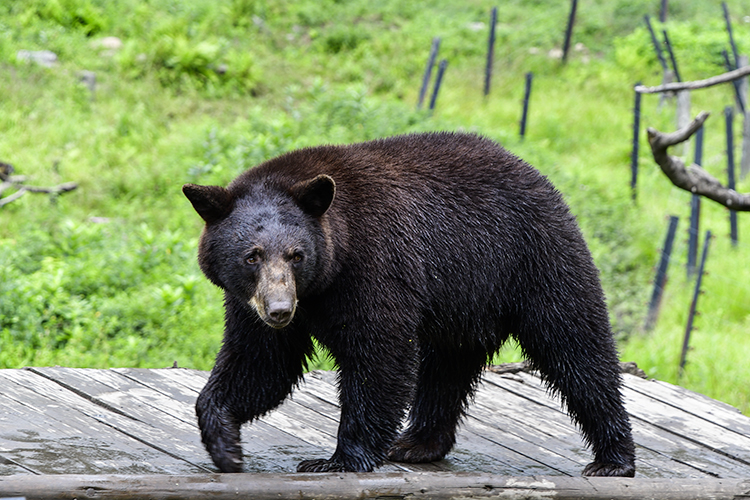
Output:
[[387, 439, 449, 463], [582, 461, 635, 477], [297, 458, 347, 473]]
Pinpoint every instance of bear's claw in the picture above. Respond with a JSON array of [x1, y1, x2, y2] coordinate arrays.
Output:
[[387, 432, 452, 463], [582, 461, 636, 477], [297, 458, 347, 473]]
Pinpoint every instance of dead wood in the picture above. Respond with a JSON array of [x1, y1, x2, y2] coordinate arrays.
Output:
[[635, 64, 750, 94], [647, 112, 750, 211], [0, 161, 77, 207], [0, 473, 749, 500]]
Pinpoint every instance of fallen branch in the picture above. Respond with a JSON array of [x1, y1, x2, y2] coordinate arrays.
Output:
[[635, 64, 750, 94], [647, 111, 750, 210], [0, 473, 749, 500], [0, 162, 77, 207]]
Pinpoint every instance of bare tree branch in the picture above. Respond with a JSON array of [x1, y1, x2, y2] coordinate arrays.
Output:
[[23, 182, 78, 194], [0, 188, 27, 207], [647, 111, 750, 210], [636, 65, 750, 94], [0, 161, 78, 207]]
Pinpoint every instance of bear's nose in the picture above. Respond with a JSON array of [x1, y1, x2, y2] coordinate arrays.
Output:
[[267, 301, 293, 325]]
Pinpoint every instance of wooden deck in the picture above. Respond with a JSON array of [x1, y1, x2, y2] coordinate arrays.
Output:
[[1, 364, 750, 498]]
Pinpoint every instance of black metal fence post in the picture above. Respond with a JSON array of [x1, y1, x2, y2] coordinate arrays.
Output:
[[726, 106, 739, 246], [519, 72, 533, 139], [417, 37, 441, 110], [644, 215, 680, 332], [662, 30, 681, 83], [561, 0, 578, 63], [679, 230, 712, 378], [687, 125, 704, 278], [428, 59, 448, 114], [644, 15, 668, 72], [660, 0, 668, 22], [631, 83, 642, 200], [484, 7, 497, 97], [722, 50, 746, 113], [723, 2, 740, 69]]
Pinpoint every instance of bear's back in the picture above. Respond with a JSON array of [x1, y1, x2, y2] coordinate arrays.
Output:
[[229, 132, 557, 213]]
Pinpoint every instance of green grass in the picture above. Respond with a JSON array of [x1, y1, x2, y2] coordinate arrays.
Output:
[[1, 0, 750, 414]]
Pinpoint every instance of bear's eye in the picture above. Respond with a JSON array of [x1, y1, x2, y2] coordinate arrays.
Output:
[[291, 253, 304, 264], [244, 250, 261, 265]]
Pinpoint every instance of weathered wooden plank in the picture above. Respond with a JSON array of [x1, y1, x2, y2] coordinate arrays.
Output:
[[115, 367, 375, 473], [30, 367, 317, 473], [625, 375, 750, 434], [113, 368, 208, 399], [25, 368, 207, 448], [296, 372, 549, 473], [128, 368, 404, 472], [471, 378, 587, 452], [301, 371, 587, 475], [258, 369, 750, 477], [1, 473, 749, 500], [513, 373, 743, 477], [0, 370, 202, 475], [0, 458, 31, 476], [492, 371, 750, 477], [5, 365, 749, 482], [481, 373, 705, 475], [297, 370, 680, 477], [621, 385, 750, 465], [33, 367, 200, 426], [461, 416, 578, 475], [263, 375, 549, 475], [470, 374, 713, 478], [310, 370, 689, 477]]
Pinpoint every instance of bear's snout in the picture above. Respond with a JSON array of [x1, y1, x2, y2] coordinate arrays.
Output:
[[250, 259, 298, 329], [267, 299, 295, 326], [250, 291, 297, 329]]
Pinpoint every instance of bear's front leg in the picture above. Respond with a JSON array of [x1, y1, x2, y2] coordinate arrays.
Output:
[[198, 294, 313, 473], [297, 340, 416, 472], [196, 388, 243, 472]]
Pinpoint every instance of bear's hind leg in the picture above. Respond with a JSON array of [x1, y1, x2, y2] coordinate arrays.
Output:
[[387, 344, 488, 464], [513, 312, 636, 477]]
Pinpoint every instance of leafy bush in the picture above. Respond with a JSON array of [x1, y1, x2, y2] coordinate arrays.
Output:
[[0, 220, 222, 369], [319, 26, 371, 54], [185, 82, 429, 185], [117, 33, 259, 95], [614, 19, 734, 80], [18, 0, 107, 36]]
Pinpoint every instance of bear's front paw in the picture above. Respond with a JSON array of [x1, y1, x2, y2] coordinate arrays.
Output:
[[202, 426, 244, 472], [212, 451, 244, 473], [582, 461, 635, 477], [297, 458, 347, 473], [387, 436, 450, 463]]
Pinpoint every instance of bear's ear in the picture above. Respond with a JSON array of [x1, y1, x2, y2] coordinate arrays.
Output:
[[289, 175, 336, 217], [182, 183, 234, 223]]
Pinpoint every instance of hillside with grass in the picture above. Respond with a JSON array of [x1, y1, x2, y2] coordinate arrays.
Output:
[[1, 0, 749, 414]]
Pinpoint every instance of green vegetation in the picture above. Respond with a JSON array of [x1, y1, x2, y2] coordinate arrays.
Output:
[[1, 0, 749, 414]]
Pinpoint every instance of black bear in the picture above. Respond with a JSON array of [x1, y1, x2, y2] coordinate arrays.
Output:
[[183, 132, 636, 477]]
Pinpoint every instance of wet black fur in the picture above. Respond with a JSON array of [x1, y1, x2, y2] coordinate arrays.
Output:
[[184, 132, 636, 477]]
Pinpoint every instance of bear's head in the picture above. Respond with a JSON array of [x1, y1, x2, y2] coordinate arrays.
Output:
[[183, 175, 335, 329]]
